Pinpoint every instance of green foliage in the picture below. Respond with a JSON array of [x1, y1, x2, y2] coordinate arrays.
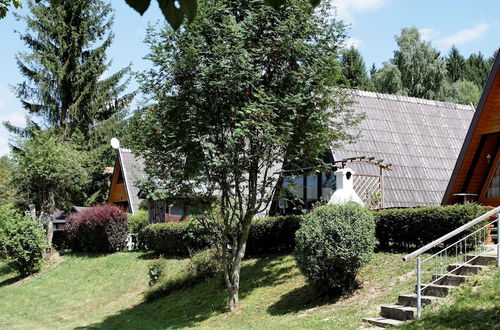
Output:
[[128, 210, 149, 234], [246, 215, 302, 257], [0, 156, 15, 206], [0, 0, 21, 19], [0, 213, 47, 276], [338, 47, 373, 91], [13, 131, 88, 218], [132, 0, 358, 308], [124, 0, 321, 29], [12, 0, 134, 205], [373, 203, 487, 249], [446, 45, 466, 83], [142, 222, 209, 257], [148, 260, 164, 286], [145, 249, 221, 301], [373, 63, 404, 95], [294, 203, 377, 293], [444, 80, 481, 105], [463, 52, 491, 89]]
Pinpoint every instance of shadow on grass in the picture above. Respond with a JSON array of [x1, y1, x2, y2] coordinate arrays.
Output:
[[77, 255, 296, 329], [0, 263, 23, 287]]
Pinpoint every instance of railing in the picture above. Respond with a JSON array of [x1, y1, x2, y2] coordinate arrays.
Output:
[[403, 206, 500, 319]]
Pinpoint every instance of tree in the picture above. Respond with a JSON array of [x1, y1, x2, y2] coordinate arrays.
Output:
[[391, 27, 447, 100], [0, 156, 16, 205], [339, 47, 373, 90], [444, 80, 481, 105], [11, 0, 134, 205], [15, 0, 133, 139], [12, 131, 88, 248], [373, 63, 403, 95], [446, 45, 465, 83], [0, 0, 20, 19], [132, 0, 360, 311], [463, 52, 490, 89]]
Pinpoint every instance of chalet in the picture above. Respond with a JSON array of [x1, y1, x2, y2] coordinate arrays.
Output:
[[107, 90, 475, 221], [443, 51, 500, 207]]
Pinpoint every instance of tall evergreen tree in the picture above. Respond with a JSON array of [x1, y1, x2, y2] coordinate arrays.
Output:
[[339, 47, 371, 90], [446, 45, 465, 82], [15, 0, 133, 139], [12, 0, 134, 205], [463, 52, 490, 89]]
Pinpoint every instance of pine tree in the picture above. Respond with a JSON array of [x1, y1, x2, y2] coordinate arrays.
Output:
[[463, 52, 490, 89], [12, 0, 134, 206], [446, 45, 465, 82], [339, 47, 372, 90], [15, 0, 133, 139]]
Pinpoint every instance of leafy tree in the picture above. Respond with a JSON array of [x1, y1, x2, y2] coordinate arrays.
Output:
[[444, 80, 481, 105], [373, 63, 403, 95], [12, 131, 88, 247], [339, 47, 373, 90], [446, 45, 466, 83], [0, 156, 16, 205], [391, 27, 447, 100], [0, 0, 20, 19], [132, 0, 360, 311]]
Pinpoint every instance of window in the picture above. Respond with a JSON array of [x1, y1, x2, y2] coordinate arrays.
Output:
[[116, 167, 124, 184], [486, 161, 500, 198]]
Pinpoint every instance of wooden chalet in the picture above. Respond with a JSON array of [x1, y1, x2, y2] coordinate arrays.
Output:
[[443, 50, 500, 207]]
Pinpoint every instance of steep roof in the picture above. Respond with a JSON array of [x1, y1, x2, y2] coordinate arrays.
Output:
[[333, 90, 475, 208], [442, 50, 500, 205], [118, 148, 147, 214]]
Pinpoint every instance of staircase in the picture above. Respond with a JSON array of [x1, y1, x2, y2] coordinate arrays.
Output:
[[362, 253, 496, 328], [363, 206, 500, 328]]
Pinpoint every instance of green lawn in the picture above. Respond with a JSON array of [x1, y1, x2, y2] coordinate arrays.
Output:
[[1, 251, 495, 329], [0, 251, 418, 329]]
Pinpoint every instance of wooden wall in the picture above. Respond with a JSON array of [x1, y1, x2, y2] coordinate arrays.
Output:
[[108, 158, 128, 205]]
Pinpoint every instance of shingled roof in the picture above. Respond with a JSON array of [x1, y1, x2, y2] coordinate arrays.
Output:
[[118, 148, 147, 214], [333, 90, 475, 208]]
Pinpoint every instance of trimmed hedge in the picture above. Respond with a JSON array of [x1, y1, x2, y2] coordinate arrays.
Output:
[[246, 215, 302, 257], [374, 203, 487, 249], [143, 215, 302, 257]]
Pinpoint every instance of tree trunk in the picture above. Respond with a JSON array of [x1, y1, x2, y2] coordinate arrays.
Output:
[[45, 189, 56, 249]]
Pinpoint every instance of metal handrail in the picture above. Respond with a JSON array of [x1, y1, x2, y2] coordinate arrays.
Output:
[[403, 205, 500, 262]]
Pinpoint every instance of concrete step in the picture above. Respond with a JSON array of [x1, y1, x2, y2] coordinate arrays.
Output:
[[380, 305, 417, 321], [363, 317, 404, 328], [447, 263, 488, 275], [421, 284, 454, 297], [431, 274, 469, 286], [464, 254, 497, 266], [397, 294, 442, 307]]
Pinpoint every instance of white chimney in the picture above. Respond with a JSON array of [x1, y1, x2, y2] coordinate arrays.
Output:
[[328, 168, 364, 206]]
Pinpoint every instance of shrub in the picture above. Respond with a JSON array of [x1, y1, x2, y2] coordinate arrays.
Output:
[[142, 222, 210, 257], [148, 260, 164, 286], [294, 203, 377, 293], [128, 210, 148, 234], [374, 203, 487, 249], [246, 215, 302, 257], [0, 216, 47, 276], [145, 249, 221, 301], [65, 204, 128, 253]]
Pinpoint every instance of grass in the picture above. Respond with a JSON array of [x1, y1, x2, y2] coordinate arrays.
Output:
[[400, 270, 500, 330], [1, 251, 495, 329]]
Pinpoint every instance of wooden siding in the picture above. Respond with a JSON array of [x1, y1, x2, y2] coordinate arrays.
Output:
[[108, 158, 128, 205], [444, 52, 500, 206]]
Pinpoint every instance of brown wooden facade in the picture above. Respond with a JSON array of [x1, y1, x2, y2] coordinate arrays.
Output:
[[443, 50, 500, 207], [108, 156, 130, 211]]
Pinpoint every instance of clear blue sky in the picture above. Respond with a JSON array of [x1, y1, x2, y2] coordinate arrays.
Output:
[[0, 0, 499, 156]]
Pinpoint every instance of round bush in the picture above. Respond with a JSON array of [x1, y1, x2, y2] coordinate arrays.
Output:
[[66, 204, 128, 253], [294, 203, 376, 293], [0, 216, 47, 276]]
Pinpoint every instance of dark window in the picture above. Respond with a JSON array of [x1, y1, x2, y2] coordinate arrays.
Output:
[[116, 167, 124, 184]]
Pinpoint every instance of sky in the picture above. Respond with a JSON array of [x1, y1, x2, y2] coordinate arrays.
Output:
[[0, 0, 499, 156]]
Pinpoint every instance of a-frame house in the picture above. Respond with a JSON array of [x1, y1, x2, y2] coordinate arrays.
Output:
[[443, 50, 500, 207]]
